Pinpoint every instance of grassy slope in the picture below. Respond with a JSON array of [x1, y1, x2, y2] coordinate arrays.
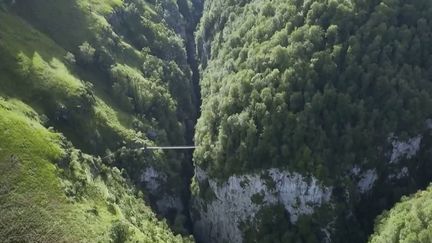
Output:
[[5, 0, 195, 154], [0, 0, 195, 241], [0, 98, 74, 242], [0, 10, 136, 152], [0, 98, 191, 242]]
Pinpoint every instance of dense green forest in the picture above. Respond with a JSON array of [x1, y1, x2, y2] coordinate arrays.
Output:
[[370, 185, 432, 243], [195, 0, 432, 180], [193, 0, 432, 242], [2, 0, 432, 242]]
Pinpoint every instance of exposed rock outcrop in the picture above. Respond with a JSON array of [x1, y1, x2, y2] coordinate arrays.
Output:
[[192, 167, 332, 243], [389, 135, 422, 164]]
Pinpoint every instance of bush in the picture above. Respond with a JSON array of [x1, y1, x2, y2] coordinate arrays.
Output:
[[111, 221, 132, 243], [78, 41, 95, 64]]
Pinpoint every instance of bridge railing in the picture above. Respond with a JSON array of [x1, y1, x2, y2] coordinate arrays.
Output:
[[143, 146, 197, 150]]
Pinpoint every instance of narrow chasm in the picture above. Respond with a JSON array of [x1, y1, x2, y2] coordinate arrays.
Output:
[[177, 0, 204, 237]]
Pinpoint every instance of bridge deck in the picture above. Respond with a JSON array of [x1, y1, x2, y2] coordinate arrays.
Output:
[[144, 146, 197, 150]]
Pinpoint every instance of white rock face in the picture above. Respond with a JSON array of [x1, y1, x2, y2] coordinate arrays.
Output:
[[349, 134, 422, 194], [193, 167, 332, 243], [321, 219, 336, 243], [388, 167, 409, 180], [357, 169, 378, 193], [389, 135, 422, 164], [350, 166, 361, 176]]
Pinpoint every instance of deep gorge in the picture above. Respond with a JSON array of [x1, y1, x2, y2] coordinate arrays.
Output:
[[176, 0, 204, 235], [2, 0, 432, 242]]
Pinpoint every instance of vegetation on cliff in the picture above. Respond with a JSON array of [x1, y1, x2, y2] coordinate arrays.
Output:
[[370, 185, 432, 243], [2, 0, 432, 242], [0, 0, 199, 241], [193, 0, 432, 241], [195, 0, 432, 180], [0, 98, 192, 242]]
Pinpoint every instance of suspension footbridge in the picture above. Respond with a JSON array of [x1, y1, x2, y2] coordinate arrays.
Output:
[[143, 146, 197, 150]]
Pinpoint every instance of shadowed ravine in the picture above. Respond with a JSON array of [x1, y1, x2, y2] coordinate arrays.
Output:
[[178, 0, 203, 236], [2, 0, 432, 242]]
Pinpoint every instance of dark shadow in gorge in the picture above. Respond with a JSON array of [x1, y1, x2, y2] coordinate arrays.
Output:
[[177, 0, 204, 237]]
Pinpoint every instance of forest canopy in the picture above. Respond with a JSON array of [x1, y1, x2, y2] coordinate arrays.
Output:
[[370, 185, 432, 243], [194, 0, 432, 181]]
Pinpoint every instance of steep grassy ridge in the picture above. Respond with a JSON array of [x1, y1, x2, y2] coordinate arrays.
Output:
[[0, 97, 192, 242], [0, 0, 200, 241]]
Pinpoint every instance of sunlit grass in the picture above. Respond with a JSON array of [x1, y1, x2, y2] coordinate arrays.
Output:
[[78, 0, 123, 15], [0, 97, 190, 242]]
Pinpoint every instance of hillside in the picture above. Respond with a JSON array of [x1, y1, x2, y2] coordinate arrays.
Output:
[[2, 0, 432, 242], [0, 0, 200, 241], [192, 0, 432, 242], [0, 97, 192, 242]]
